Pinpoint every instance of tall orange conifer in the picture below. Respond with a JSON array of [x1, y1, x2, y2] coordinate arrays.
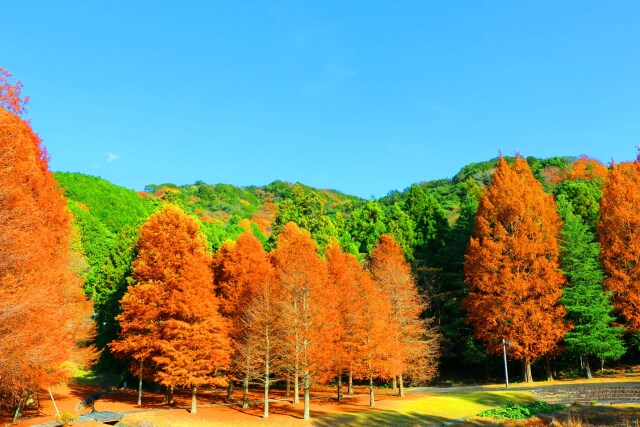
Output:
[[271, 222, 329, 420], [356, 266, 395, 407], [0, 77, 94, 417], [112, 205, 230, 413], [599, 158, 640, 330], [369, 235, 438, 396], [214, 231, 280, 414], [463, 156, 567, 382], [324, 241, 362, 400]]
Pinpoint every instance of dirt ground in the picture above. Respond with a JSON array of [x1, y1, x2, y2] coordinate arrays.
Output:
[[5, 383, 421, 427], [6, 380, 640, 427]]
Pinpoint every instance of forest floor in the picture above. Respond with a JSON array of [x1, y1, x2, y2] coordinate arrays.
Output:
[[5, 373, 640, 427]]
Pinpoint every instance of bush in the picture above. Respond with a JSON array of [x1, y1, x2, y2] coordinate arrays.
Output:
[[56, 412, 78, 427], [478, 401, 565, 420]]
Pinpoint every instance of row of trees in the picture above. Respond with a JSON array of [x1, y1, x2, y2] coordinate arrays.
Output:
[[110, 205, 438, 418], [464, 156, 634, 382]]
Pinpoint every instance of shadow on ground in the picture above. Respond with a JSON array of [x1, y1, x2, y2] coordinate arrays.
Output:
[[311, 410, 451, 427]]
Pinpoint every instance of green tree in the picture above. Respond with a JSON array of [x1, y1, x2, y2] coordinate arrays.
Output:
[[557, 196, 625, 378], [346, 201, 387, 256], [67, 201, 115, 297], [270, 184, 338, 250], [553, 179, 603, 230], [403, 184, 449, 260], [93, 226, 140, 368], [384, 203, 416, 260], [429, 181, 487, 370]]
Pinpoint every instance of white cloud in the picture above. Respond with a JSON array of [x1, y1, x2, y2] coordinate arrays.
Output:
[[106, 152, 119, 162]]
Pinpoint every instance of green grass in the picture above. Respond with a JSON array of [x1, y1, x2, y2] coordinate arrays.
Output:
[[312, 391, 536, 427]]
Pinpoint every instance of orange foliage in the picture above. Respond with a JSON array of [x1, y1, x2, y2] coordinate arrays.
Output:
[[541, 166, 567, 185], [543, 156, 608, 185], [76, 201, 90, 211], [0, 68, 28, 115], [599, 159, 640, 330], [237, 218, 252, 231], [112, 206, 230, 399], [0, 108, 94, 410], [271, 223, 329, 419], [251, 202, 277, 234], [369, 235, 439, 390], [463, 157, 567, 380], [214, 232, 274, 337], [567, 157, 608, 181]]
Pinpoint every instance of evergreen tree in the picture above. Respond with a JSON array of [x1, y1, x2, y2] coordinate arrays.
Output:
[[558, 196, 625, 378], [403, 184, 449, 260], [431, 180, 487, 370]]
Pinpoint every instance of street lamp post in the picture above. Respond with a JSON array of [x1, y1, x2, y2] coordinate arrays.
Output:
[[502, 339, 510, 388]]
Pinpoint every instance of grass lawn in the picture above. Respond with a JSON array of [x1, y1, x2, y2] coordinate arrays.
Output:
[[311, 391, 536, 427]]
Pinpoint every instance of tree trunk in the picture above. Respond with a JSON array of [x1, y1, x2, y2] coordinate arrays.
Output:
[[601, 358, 605, 373], [263, 360, 270, 418], [285, 375, 291, 397], [369, 375, 375, 407], [163, 385, 174, 404], [584, 355, 592, 379], [523, 360, 533, 383], [398, 374, 405, 397], [303, 373, 310, 420], [545, 356, 554, 381], [191, 387, 197, 414], [392, 376, 397, 390], [242, 374, 250, 409], [348, 370, 354, 395], [13, 397, 24, 422], [293, 370, 300, 404], [138, 359, 143, 406], [226, 379, 234, 400], [337, 373, 343, 401]]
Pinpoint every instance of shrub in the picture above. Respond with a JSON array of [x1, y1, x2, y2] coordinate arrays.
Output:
[[478, 401, 565, 420]]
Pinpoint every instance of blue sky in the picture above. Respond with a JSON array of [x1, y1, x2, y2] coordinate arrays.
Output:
[[2, 1, 639, 198]]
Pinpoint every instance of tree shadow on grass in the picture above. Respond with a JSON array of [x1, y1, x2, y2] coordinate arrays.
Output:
[[448, 391, 535, 406], [312, 410, 452, 427]]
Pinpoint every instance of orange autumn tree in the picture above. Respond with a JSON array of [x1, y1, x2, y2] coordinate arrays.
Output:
[[241, 253, 283, 419], [0, 75, 94, 417], [464, 156, 568, 382], [599, 158, 640, 330], [271, 222, 330, 420], [213, 231, 280, 412], [112, 205, 231, 414], [358, 268, 395, 407], [369, 234, 439, 397], [323, 241, 362, 400]]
